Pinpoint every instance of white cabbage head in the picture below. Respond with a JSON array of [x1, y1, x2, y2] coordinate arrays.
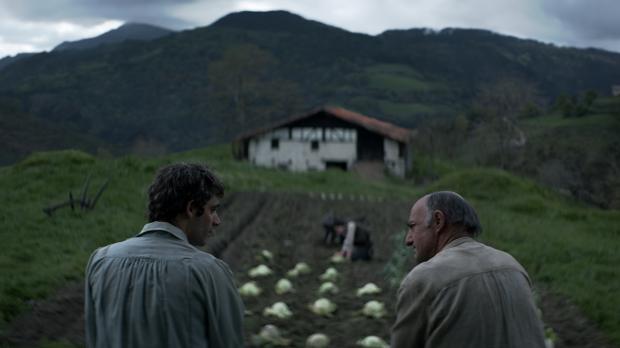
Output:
[[356, 283, 382, 297], [275, 278, 294, 295], [306, 333, 330, 348], [318, 281, 339, 295], [362, 300, 387, 318], [249, 264, 273, 278], [251, 324, 291, 346], [263, 302, 293, 319], [286, 262, 311, 277], [319, 267, 339, 282], [309, 298, 337, 316], [238, 281, 262, 297], [260, 249, 274, 261], [357, 335, 389, 348], [330, 253, 345, 263]]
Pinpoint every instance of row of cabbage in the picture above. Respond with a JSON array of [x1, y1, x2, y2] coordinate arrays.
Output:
[[238, 250, 390, 348]]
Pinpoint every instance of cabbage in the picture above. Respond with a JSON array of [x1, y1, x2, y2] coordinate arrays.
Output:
[[306, 333, 330, 348], [249, 264, 273, 278], [275, 278, 294, 295], [309, 298, 337, 316], [286, 262, 311, 277], [357, 336, 389, 348], [251, 324, 291, 346], [263, 302, 293, 319], [261, 249, 274, 261], [330, 253, 345, 263], [318, 281, 339, 295], [238, 281, 262, 297], [319, 267, 339, 282], [356, 283, 382, 297], [362, 300, 387, 318]]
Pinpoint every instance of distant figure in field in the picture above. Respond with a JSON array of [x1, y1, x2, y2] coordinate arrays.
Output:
[[391, 191, 546, 348], [338, 220, 373, 261], [85, 163, 244, 348], [321, 212, 347, 245]]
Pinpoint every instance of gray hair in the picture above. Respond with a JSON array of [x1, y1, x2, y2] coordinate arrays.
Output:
[[425, 191, 482, 236]]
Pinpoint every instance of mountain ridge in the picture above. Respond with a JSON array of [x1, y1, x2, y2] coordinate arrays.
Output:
[[53, 22, 175, 51], [0, 10, 619, 160]]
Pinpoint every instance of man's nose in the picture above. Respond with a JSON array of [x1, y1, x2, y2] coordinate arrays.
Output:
[[213, 213, 221, 226], [404, 232, 414, 246]]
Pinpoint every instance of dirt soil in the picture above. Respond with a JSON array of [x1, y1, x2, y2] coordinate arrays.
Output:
[[1, 192, 616, 347]]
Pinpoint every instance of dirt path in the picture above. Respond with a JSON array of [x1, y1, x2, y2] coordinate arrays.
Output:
[[0, 192, 615, 347]]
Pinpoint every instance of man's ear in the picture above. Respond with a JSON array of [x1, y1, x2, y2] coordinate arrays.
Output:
[[185, 200, 196, 218], [432, 210, 446, 232]]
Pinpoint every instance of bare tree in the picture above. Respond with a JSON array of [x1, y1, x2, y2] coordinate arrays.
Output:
[[471, 78, 543, 168]]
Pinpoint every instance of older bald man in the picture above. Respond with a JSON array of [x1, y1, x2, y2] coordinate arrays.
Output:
[[391, 191, 546, 348]]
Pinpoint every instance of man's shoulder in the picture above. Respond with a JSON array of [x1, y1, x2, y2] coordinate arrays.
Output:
[[404, 239, 525, 287], [185, 251, 235, 277], [463, 240, 526, 272], [439, 238, 523, 268], [89, 235, 222, 264]]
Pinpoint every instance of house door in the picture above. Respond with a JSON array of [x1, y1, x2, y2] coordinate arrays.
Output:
[[325, 161, 348, 171], [357, 129, 384, 161]]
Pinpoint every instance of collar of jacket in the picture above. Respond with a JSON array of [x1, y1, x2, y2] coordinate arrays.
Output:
[[137, 221, 189, 244], [443, 236, 476, 251]]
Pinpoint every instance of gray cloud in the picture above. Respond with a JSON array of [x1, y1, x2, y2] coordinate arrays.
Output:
[[1, 0, 620, 58], [1, 0, 199, 28], [542, 0, 620, 40]]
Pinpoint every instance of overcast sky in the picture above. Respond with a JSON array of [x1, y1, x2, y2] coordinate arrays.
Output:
[[1, 0, 619, 59]]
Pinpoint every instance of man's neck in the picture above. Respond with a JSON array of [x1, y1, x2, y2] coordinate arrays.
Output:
[[438, 228, 471, 252]]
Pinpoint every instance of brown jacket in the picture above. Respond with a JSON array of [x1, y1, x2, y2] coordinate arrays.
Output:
[[391, 237, 546, 348]]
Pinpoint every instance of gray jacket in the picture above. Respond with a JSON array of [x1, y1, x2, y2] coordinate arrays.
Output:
[[85, 221, 245, 348]]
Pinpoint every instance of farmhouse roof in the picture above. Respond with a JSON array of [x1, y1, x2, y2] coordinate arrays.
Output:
[[237, 106, 412, 143]]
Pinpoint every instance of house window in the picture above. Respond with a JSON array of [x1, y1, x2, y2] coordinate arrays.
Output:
[[271, 138, 279, 150], [311, 140, 319, 151], [398, 143, 405, 158]]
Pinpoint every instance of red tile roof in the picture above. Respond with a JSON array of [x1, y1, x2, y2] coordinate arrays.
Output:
[[236, 106, 412, 143]]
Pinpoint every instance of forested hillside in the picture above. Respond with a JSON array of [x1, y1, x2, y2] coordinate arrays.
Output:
[[1, 10, 619, 160]]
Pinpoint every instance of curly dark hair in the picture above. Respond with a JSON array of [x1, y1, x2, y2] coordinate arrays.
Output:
[[147, 163, 224, 223]]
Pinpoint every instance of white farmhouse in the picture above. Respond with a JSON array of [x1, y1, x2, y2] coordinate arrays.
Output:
[[233, 106, 414, 178]]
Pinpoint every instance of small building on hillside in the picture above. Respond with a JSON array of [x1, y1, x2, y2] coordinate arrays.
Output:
[[233, 106, 414, 177], [612, 85, 620, 97]]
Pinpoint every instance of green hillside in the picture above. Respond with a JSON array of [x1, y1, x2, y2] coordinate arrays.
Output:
[[516, 96, 620, 208], [0, 146, 619, 346], [412, 95, 620, 208], [1, 11, 619, 164]]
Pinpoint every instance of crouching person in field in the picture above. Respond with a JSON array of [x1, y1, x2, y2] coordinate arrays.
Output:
[[321, 212, 347, 245], [339, 220, 373, 261], [85, 163, 244, 348], [391, 191, 546, 348]]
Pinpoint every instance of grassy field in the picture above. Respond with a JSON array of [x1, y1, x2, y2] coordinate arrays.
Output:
[[0, 145, 619, 346], [522, 108, 619, 153], [0, 146, 418, 332]]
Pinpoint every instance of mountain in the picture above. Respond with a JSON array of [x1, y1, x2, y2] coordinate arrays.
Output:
[[211, 10, 347, 34], [0, 100, 104, 164], [53, 22, 174, 51], [0, 52, 37, 71], [0, 10, 619, 163]]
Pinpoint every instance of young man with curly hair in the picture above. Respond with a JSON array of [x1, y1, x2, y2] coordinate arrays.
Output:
[[85, 163, 244, 348]]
